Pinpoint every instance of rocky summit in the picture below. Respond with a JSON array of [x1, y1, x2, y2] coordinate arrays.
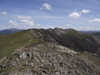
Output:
[[0, 28, 100, 75]]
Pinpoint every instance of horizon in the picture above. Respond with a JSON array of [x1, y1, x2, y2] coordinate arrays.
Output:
[[0, 0, 100, 31], [1, 27, 100, 32]]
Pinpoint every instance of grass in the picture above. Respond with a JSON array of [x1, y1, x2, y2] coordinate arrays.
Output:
[[0, 30, 39, 59], [78, 52, 100, 67]]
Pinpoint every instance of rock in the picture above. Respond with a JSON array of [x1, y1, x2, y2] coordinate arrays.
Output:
[[0, 43, 100, 75]]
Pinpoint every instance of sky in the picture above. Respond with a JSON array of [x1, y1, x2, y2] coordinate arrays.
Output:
[[0, 0, 100, 31]]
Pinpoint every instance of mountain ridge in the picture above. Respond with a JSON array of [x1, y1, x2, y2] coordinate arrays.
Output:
[[0, 28, 100, 75]]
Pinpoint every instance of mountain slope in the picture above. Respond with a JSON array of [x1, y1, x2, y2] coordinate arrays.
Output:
[[0, 28, 100, 58], [0, 43, 100, 75], [46, 28, 99, 53], [0, 30, 40, 59], [0, 28, 100, 75], [0, 28, 100, 59]]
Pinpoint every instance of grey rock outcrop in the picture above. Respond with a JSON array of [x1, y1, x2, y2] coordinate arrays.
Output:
[[0, 43, 100, 75]]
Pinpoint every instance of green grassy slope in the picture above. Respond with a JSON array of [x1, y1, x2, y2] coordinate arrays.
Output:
[[0, 30, 39, 59], [78, 52, 100, 68]]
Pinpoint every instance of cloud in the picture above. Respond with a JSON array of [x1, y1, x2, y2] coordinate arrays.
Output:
[[89, 18, 100, 23], [1, 12, 40, 29], [19, 19, 35, 26], [17, 16, 32, 20], [8, 20, 17, 26], [81, 9, 90, 14], [69, 9, 90, 19], [17, 16, 35, 26], [1, 11, 7, 16], [69, 12, 81, 19], [40, 3, 52, 11]]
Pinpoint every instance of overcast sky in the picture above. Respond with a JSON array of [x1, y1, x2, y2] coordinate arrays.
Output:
[[0, 0, 100, 31]]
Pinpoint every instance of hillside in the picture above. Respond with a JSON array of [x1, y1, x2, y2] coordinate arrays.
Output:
[[0, 28, 100, 75], [0, 43, 100, 75], [81, 31, 100, 54], [0, 30, 40, 59], [0, 28, 99, 59]]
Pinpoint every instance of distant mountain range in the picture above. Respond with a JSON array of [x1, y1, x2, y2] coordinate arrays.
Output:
[[0, 28, 100, 35], [0, 28, 21, 35]]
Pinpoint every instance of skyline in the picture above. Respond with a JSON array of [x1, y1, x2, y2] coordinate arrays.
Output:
[[0, 0, 100, 31]]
